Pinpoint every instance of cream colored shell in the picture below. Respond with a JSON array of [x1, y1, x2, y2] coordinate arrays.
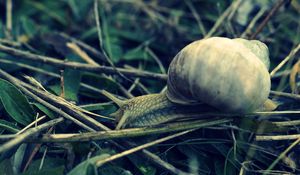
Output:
[[166, 37, 271, 113]]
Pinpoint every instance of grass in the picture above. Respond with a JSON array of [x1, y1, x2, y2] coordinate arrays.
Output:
[[0, 0, 299, 174]]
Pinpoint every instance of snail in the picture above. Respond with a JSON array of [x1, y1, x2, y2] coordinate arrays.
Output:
[[103, 37, 272, 129]]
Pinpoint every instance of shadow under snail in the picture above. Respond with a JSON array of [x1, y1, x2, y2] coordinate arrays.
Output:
[[103, 37, 273, 129]]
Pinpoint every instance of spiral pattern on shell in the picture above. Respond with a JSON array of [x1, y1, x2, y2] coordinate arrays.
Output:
[[166, 37, 271, 113]]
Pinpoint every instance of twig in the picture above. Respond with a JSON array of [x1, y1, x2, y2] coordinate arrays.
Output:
[[146, 47, 166, 74], [128, 78, 141, 93], [141, 149, 189, 175], [17, 115, 46, 135], [185, 0, 206, 36], [270, 43, 300, 77], [66, 41, 134, 98], [0, 58, 58, 77], [241, 7, 267, 38], [98, 103, 199, 175], [94, 0, 131, 82], [227, 0, 242, 21], [124, 65, 152, 94], [115, 83, 134, 98], [0, 117, 64, 153], [264, 137, 300, 174], [254, 111, 300, 115], [0, 68, 95, 131], [60, 70, 65, 98], [272, 120, 300, 127], [79, 101, 113, 109], [2, 68, 113, 131], [0, 65, 184, 175], [0, 44, 167, 81], [39, 147, 48, 170], [0, 58, 88, 89], [68, 31, 135, 97], [271, 70, 291, 79], [94, 0, 107, 60], [5, 0, 12, 39], [225, 0, 242, 37], [0, 58, 133, 98], [23, 127, 53, 172], [270, 90, 300, 101], [66, 42, 100, 66], [205, 0, 242, 38], [0, 38, 20, 47], [95, 129, 196, 169], [21, 82, 111, 131], [81, 82, 126, 101], [58, 33, 106, 62], [137, 1, 167, 24], [0, 119, 230, 143], [250, 0, 290, 39], [256, 134, 300, 141], [23, 75, 47, 91]]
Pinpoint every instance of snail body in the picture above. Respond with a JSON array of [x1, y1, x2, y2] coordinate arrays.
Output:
[[107, 92, 214, 129], [106, 37, 271, 129]]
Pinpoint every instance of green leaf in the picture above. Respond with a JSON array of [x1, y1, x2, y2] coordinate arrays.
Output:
[[22, 157, 65, 175], [80, 73, 120, 99], [48, 70, 81, 102], [20, 16, 37, 38], [0, 119, 20, 133], [32, 103, 56, 119], [101, 10, 123, 63], [48, 85, 61, 96], [13, 144, 28, 174], [64, 69, 82, 102], [26, 0, 67, 26], [0, 79, 35, 125], [0, 159, 14, 175], [104, 42, 123, 63], [123, 45, 147, 61], [109, 28, 150, 43], [22, 166, 64, 175], [80, 27, 97, 40], [0, 23, 4, 38], [99, 165, 133, 175], [214, 159, 224, 175], [67, 0, 92, 21], [127, 154, 156, 175], [68, 154, 110, 175]]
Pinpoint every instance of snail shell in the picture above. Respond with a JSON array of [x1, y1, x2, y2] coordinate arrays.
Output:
[[166, 37, 271, 113]]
